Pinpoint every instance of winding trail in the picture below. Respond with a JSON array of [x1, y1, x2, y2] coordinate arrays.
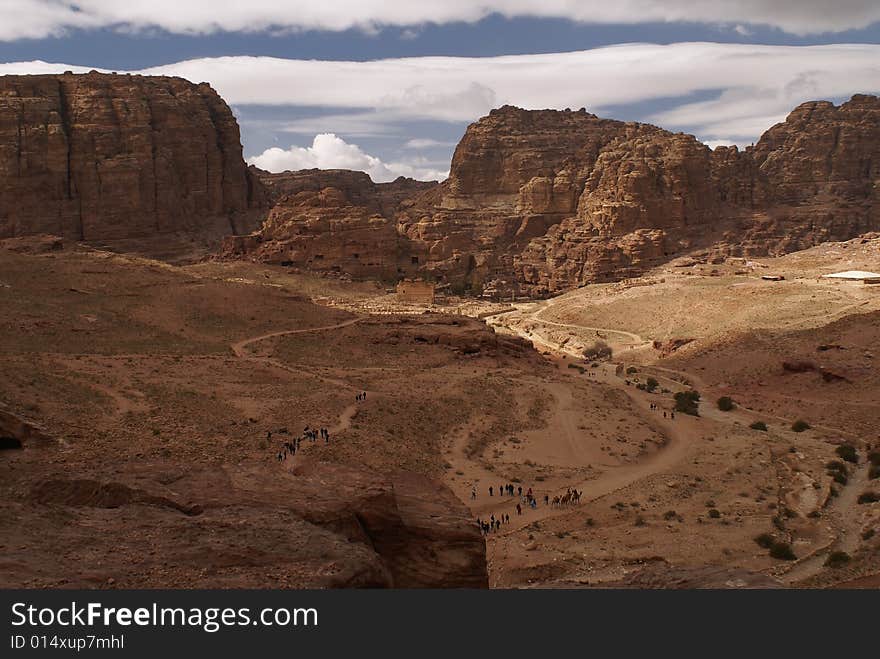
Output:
[[230, 316, 376, 446], [478, 294, 870, 582]]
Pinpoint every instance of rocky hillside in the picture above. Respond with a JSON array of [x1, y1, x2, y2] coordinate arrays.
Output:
[[221, 169, 436, 280], [238, 95, 879, 297], [0, 72, 264, 243]]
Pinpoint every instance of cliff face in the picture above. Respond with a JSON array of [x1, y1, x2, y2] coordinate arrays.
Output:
[[240, 96, 878, 297], [221, 169, 436, 280], [7, 460, 488, 589], [0, 72, 264, 242], [516, 95, 879, 294]]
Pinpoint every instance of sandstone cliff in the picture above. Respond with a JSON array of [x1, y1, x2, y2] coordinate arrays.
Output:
[[221, 169, 435, 280], [0, 72, 264, 243], [237, 96, 878, 297], [5, 460, 487, 589]]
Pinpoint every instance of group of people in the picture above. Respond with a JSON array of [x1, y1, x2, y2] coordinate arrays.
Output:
[[648, 402, 675, 419], [275, 425, 331, 462], [474, 483, 585, 534], [355, 391, 367, 402], [477, 513, 510, 534]]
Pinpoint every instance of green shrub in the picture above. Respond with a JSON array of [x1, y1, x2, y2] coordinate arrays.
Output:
[[791, 419, 811, 433], [769, 541, 796, 561], [583, 341, 613, 361], [754, 533, 775, 549], [749, 421, 768, 432], [674, 390, 701, 416], [857, 491, 879, 504], [717, 396, 735, 411], [836, 444, 858, 464], [824, 551, 851, 568], [645, 377, 659, 393]]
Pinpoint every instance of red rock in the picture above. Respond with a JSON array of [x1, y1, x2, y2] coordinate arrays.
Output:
[[0, 72, 264, 243]]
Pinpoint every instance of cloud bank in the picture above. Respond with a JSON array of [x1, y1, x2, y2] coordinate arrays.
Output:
[[3, 42, 878, 179], [3, 1, 880, 40], [247, 134, 448, 182], [5, 42, 877, 146]]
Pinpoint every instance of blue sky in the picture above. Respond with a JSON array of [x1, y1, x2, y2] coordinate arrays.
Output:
[[1, 2, 879, 181]]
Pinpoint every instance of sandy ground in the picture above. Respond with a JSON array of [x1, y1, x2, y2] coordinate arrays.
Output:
[[2, 236, 878, 588]]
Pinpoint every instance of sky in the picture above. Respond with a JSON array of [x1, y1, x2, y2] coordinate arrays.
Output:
[[1, 2, 879, 182]]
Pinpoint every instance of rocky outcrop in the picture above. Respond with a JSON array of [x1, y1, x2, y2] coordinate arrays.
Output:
[[221, 169, 435, 280], [0, 72, 264, 243], [235, 96, 878, 297], [4, 460, 487, 589], [515, 95, 879, 295]]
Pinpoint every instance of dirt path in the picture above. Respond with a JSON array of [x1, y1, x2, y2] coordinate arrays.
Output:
[[230, 317, 362, 358], [780, 460, 871, 584], [230, 317, 376, 451], [479, 292, 869, 580]]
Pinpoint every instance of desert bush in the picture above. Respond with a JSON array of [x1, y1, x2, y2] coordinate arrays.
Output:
[[769, 541, 796, 561], [825, 551, 851, 568], [791, 419, 811, 433], [583, 340, 612, 361], [868, 451, 880, 467], [674, 390, 701, 416], [626, 366, 638, 374], [857, 491, 879, 504], [831, 472, 849, 486], [861, 528, 875, 541], [869, 465, 880, 481], [826, 460, 849, 484], [663, 510, 678, 521], [749, 421, 768, 431], [717, 396, 735, 411], [754, 533, 775, 549], [836, 444, 858, 464], [708, 509, 721, 519], [645, 377, 659, 393]]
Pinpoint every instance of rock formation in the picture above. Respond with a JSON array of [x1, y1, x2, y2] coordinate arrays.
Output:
[[4, 460, 487, 589], [221, 169, 435, 280], [3, 72, 876, 296], [0, 72, 264, 243], [235, 95, 879, 297]]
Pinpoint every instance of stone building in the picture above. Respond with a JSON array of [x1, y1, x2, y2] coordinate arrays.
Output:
[[396, 279, 435, 304]]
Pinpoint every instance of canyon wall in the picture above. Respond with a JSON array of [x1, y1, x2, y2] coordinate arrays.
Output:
[[3, 73, 876, 296], [241, 95, 878, 297], [0, 72, 264, 243]]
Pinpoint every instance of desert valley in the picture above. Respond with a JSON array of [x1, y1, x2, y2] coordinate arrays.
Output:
[[1, 73, 878, 589]]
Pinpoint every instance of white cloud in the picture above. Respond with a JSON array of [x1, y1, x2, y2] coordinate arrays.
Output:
[[2, 1, 880, 40], [702, 139, 739, 150], [403, 138, 457, 149], [3, 42, 879, 147], [247, 133, 447, 182]]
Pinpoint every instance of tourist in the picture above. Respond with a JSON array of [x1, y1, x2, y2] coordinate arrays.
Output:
[[489, 486, 493, 497]]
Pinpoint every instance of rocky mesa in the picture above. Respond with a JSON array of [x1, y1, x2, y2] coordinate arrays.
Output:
[[0, 72, 264, 244], [236, 95, 879, 297]]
